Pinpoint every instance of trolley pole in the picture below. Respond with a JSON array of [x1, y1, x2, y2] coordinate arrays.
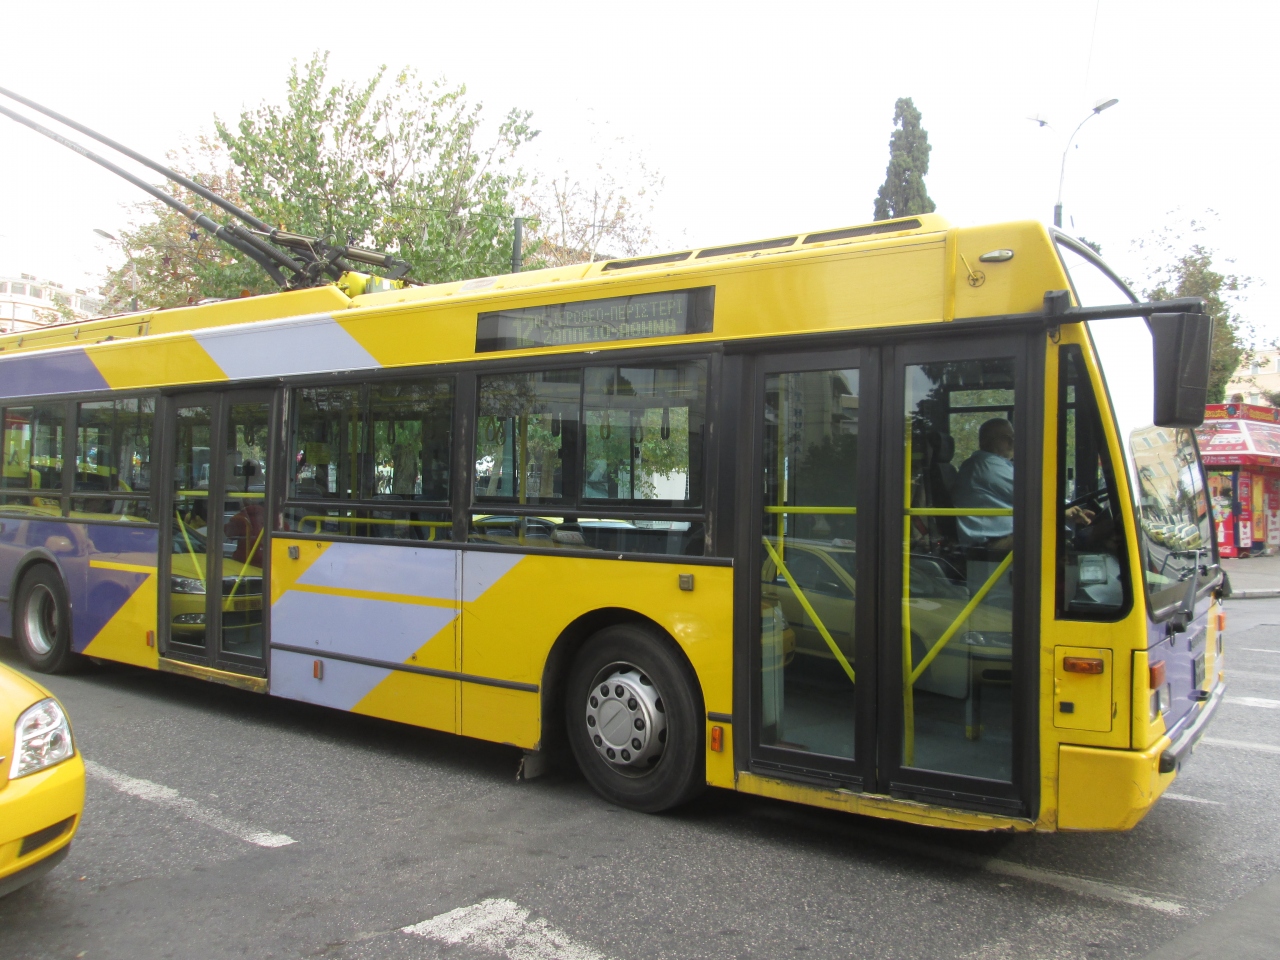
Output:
[[511, 217, 523, 274]]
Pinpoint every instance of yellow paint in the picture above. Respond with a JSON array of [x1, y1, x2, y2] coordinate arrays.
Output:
[[81, 569, 159, 669], [1057, 741, 1173, 831], [351, 669, 457, 734], [736, 772, 1034, 832], [705, 721, 735, 789], [1053, 647, 1114, 732], [88, 559, 157, 574], [88, 333, 227, 389], [285, 581, 455, 610], [269, 538, 332, 606], [460, 556, 733, 746]]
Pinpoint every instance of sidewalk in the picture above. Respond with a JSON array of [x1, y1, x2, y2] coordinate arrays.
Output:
[[1222, 553, 1280, 600]]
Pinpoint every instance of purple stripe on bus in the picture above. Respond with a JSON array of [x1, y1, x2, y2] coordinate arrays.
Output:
[[0, 349, 110, 400]]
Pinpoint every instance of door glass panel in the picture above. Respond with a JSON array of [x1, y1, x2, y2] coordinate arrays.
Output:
[[760, 368, 859, 760], [220, 402, 268, 659], [903, 359, 1017, 782], [171, 405, 213, 648]]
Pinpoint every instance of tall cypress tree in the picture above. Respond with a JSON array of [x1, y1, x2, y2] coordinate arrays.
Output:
[[873, 98, 936, 221]]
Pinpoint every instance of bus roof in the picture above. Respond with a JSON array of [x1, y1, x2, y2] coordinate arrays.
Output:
[[0, 215, 1075, 398]]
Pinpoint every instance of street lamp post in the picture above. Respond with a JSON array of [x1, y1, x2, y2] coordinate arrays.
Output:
[[93, 228, 138, 311], [1053, 98, 1119, 229]]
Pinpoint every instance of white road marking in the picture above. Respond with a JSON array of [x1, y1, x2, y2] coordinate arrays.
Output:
[[84, 760, 296, 848], [1202, 737, 1280, 756], [981, 860, 1186, 915], [1226, 696, 1280, 709], [1163, 793, 1224, 805], [403, 898, 610, 960], [1231, 671, 1280, 682], [1240, 648, 1280, 654]]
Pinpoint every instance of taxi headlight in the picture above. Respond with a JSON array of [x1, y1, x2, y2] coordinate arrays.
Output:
[[10, 698, 75, 779], [171, 576, 206, 594]]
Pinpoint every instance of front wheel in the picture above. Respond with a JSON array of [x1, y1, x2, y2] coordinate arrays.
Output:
[[14, 565, 78, 674], [566, 623, 705, 813]]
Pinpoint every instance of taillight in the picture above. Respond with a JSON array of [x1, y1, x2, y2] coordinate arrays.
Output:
[[1063, 656, 1105, 675], [1149, 660, 1167, 689]]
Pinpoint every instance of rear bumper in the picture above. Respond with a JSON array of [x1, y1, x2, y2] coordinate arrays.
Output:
[[0, 752, 84, 892], [1159, 683, 1225, 774]]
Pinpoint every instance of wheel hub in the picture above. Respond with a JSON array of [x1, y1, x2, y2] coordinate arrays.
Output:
[[584, 665, 667, 772], [24, 584, 57, 656]]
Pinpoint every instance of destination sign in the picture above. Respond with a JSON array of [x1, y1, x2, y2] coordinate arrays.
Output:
[[475, 287, 714, 353]]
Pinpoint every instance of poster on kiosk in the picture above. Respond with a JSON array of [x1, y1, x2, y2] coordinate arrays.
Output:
[[1197, 403, 1280, 558]]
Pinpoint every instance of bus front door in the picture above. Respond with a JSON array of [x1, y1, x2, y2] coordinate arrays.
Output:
[[160, 390, 274, 678], [749, 336, 1037, 816]]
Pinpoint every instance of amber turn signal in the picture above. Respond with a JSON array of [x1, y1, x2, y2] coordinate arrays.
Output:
[[710, 725, 724, 753], [1063, 656, 1105, 675], [1149, 660, 1167, 689]]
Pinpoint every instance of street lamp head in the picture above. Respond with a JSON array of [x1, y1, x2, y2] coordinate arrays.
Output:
[[93, 228, 118, 242], [1092, 98, 1119, 114]]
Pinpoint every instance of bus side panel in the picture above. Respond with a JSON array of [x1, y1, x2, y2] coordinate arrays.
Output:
[[459, 553, 734, 761], [0, 514, 158, 668], [269, 538, 460, 734]]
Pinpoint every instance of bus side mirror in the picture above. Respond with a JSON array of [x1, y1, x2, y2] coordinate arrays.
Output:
[[1152, 312, 1214, 428]]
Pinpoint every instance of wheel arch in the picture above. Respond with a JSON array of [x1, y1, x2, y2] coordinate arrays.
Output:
[[539, 606, 706, 763]]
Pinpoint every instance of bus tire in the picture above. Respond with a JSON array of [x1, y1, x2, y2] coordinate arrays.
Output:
[[566, 623, 706, 813], [13, 565, 78, 674]]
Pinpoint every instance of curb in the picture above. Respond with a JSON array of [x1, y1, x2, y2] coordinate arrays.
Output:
[[1228, 589, 1280, 600]]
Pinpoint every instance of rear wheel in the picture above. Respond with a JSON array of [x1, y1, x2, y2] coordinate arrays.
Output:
[[14, 566, 78, 674], [566, 623, 705, 812]]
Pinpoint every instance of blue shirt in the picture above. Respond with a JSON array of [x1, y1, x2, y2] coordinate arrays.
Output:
[[953, 450, 1014, 544]]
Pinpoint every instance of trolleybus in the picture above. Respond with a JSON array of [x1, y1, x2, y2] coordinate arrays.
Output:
[[0, 214, 1225, 831]]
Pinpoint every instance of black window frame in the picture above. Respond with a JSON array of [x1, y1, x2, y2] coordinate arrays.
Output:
[[1054, 343, 1132, 622], [280, 372, 457, 544], [0, 392, 160, 526]]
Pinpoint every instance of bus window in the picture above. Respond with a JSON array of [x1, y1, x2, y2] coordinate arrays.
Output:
[[1129, 425, 1214, 613], [1, 403, 65, 492], [476, 370, 580, 503], [291, 386, 363, 500], [367, 378, 454, 502], [904, 358, 1016, 783], [1057, 347, 1127, 619], [582, 360, 706, 505], [72, 397, 154, 521], [760, 367, 859, 760]]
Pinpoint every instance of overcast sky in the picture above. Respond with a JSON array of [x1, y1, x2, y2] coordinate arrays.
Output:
[[1, 1, 1274, 339]]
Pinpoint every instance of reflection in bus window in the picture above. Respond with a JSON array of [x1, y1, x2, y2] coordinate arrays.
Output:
[[476, 370, 580, 503], [760, 367, 859, 761], [1130, 425, 1213, 611], [582, 361, 706, 505], [904, 358, 1016, 783], [1057, 347, 1127, 619], [2, 403, 65, 491], [75, 398, 153, 495], [368, 379, 453, 502], [292, 386, 363, 500]]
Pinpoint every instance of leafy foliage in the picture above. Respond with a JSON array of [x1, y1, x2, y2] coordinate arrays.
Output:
[[1143, 245, 1250, 404], [103, 53, 536, 311], [873, 98, 936, 221]]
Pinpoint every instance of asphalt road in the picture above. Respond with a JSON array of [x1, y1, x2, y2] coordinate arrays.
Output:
[[2, 601, 1279, 960]]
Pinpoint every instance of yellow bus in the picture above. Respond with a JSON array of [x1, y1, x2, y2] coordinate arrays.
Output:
[[0, 214, 1225, 831]]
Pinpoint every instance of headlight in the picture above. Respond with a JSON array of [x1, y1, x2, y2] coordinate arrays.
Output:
[[171, 576, 206, 594], [10, 698, 75, 779]]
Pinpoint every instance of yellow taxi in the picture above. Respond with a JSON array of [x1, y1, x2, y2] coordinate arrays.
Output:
[[0, 661, 84, 897]]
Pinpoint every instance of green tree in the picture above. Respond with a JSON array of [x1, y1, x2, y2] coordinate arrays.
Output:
[[103, 53, 536, 310], [1144, 245, 1249, 403], [873, 97, 936, 221]]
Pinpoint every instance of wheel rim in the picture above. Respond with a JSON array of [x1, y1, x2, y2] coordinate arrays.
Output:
[[23, 584, 57, 656], [583, 662, 667, 776]]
